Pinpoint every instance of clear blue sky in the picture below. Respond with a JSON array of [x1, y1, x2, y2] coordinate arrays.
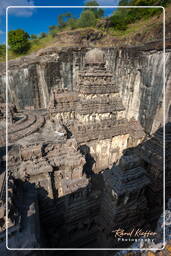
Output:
[[0, 0, 119, 44]]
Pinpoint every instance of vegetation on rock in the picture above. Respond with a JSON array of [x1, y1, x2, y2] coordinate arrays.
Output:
[[1, 0, 171, 61], [84, 1, 104, 18], [78, 10, 97, 28], [8, 29, 30, 54]]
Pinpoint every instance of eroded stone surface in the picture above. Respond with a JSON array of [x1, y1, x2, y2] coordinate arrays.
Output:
[[0, 47, 170, 253]]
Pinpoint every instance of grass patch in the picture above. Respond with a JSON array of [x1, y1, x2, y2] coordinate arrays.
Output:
[[0, 34, 57, 62], [27, 35, 56, 53], [107, 11, 162, 39], [0, 2, 170, 62]]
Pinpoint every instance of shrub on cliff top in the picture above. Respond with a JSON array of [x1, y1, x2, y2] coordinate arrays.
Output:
[[78, 10, 97, 28], [84, 1, 104, 18], [8, 29, 30, 54], [0, 44, 5, 57]]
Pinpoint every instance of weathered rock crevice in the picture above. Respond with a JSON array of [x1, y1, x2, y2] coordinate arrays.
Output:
[[0, 47, 170, 134], [0, 46, 170, 252]]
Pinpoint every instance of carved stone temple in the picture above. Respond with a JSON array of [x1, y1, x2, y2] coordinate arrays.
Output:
[[0, 47, 168, 253]]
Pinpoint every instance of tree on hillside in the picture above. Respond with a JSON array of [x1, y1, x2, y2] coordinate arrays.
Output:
[[8, 29, 30, 54], [0, 44, 6, 57], [48, 25, 59, 37], [84, 1, 104, 18], [30, 34, 37, 40], [119, 0, 129, 5], [49, 25, 58, 31], [109, 0, 166, 31], [78, 10, 97, 28], [67, 18, 79, 29], [58, 12, 72, 28], [39, 32, 47, 38], [109, 14, 128, 30], [129, 0, 171, 6]]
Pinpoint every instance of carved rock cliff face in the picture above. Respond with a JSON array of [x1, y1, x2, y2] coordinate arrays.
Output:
[[0, 47, 170, 135], [0, 47, 170, 251]]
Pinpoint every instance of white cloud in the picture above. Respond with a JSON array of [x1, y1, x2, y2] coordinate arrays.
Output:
[[85, 0, 119, 6], [0, 0, 35, 17], [0, 30, 4, 34]]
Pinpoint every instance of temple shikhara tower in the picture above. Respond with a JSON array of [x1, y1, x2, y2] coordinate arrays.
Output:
[[0, 47, 167, 251], [48, 48, 145, 172], [49, 48, 125, 126]]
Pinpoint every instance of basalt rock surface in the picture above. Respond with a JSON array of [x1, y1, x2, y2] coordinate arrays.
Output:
[[0, 46, 170, 254], [0, 44, 171, 134]]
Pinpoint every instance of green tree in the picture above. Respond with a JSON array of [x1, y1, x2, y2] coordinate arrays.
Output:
[[78, 10, 96, 28], [48, 25, 60, 37], [48, 25, 58, 31], [109, 0, 165, 31], [109, 14, 128, 30], [58, 12, 72, 28], [8, 29, 30, 54], [39, 32, 47, 38], [0, 44, 6, 57], [129, 0, 171, 6], [49, 28, 59, 38], [30, 34, 37, 40], [84, 1, 104, 18], [67, 18, 79, 29], [119, 0, 129, 5]]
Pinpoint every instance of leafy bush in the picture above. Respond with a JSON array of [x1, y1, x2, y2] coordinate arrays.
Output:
[[49, 25, 58, 31], [58, 12, 72, 29], [84, 1, 104, 18], [130, 0, 169, 5], [30, 34, 37, 40], [121, 0, 171, 5], [0, 44, 5, 57], [109, 0, 166, 31], [8, 29, 30, 54], [119, 0, 129, 5], [78, 10, 97, 28], [110, 14, 128, 30], [48, 26, 60, 37], [39, 32, 47, 38], [49, 29, 58, 38], [67, 18, 79, 30]]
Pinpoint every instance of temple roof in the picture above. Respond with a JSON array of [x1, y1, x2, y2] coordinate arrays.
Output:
[[85, 48, 105, 65]]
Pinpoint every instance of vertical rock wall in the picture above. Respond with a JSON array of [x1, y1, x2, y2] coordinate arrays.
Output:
[[106, 48, 171, 133], [0, 47, 170, 134]]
